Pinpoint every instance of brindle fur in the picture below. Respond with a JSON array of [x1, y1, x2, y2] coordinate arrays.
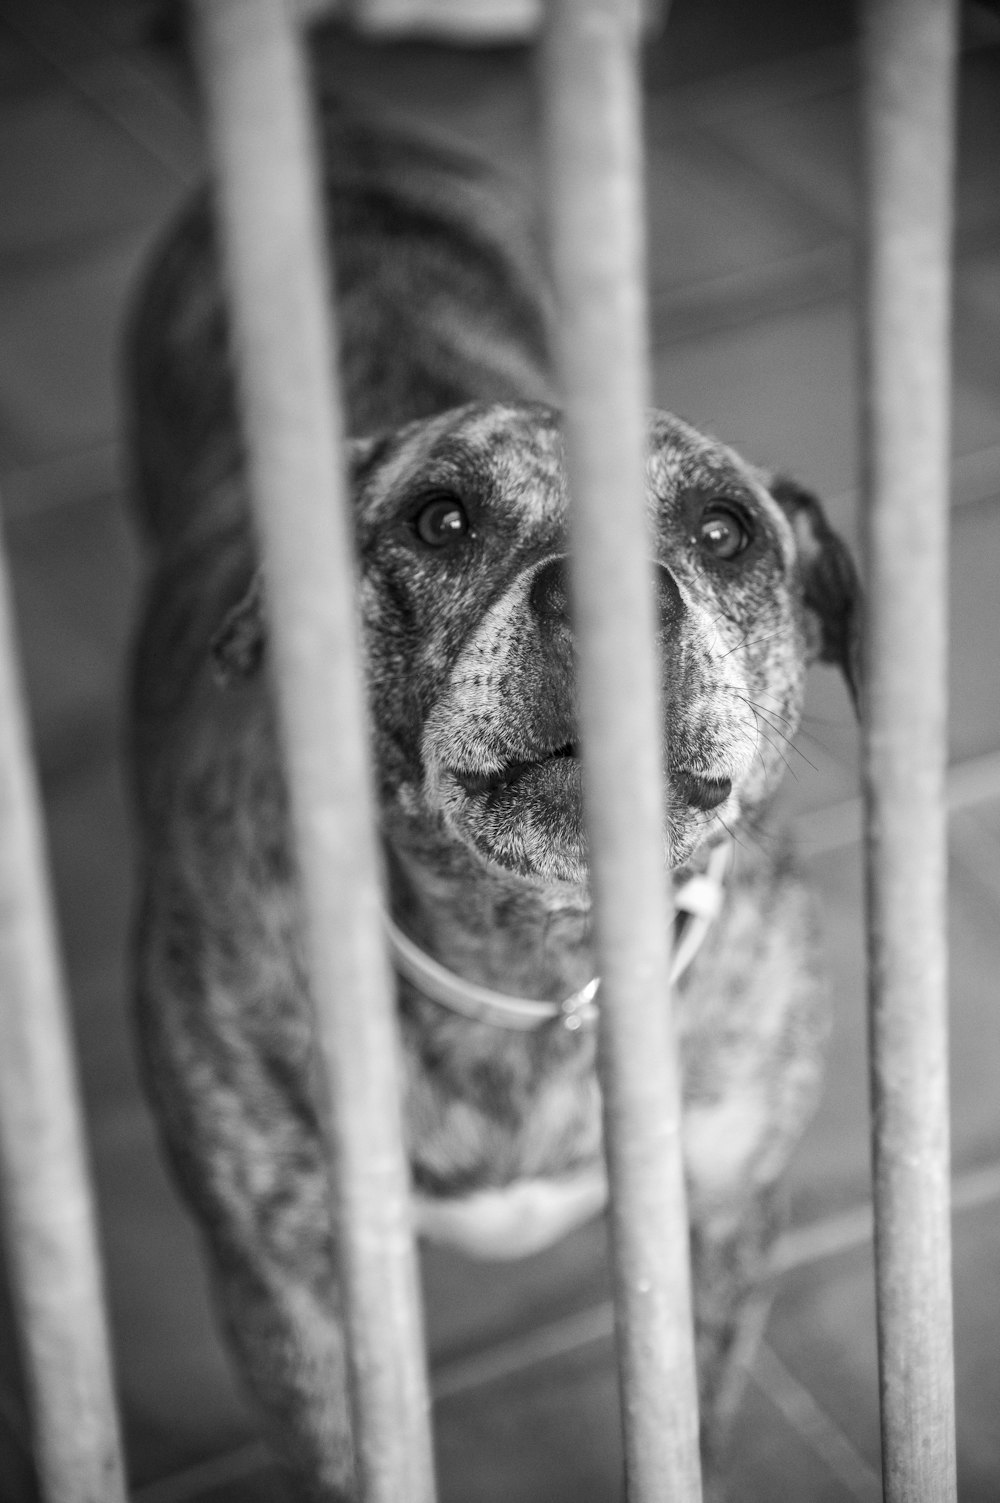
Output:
[[128, 106, 860, 1500]]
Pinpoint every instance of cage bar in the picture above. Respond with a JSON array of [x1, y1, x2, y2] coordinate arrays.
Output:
[[0, 509, 127, 1503], [540, 3, 703, 1500], [860, 1, 959, 1499], [189, 5, 436, 1501]]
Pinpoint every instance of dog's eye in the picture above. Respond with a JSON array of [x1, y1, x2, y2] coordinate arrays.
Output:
[[698, 503, 753, 561], [413, 494, 471, 547]]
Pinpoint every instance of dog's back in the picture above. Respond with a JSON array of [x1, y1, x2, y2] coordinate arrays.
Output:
[[128, 109, 554, 555]]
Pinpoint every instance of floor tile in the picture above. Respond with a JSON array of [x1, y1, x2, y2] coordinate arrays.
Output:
[[93, 1109, 258, 1490], [3, 490, 141, 758], [783, 842, 869, 1221], [41, 751, 136, 1108], [952, 1203, 1000, 1499], [644, 0, 855, 89], [726, 1352, 879, 1503], [644, 117, 838, 298], [767, 1195, 1000, 1501], [423, 1220, 610, 1365], [0, 230, 160, 465], [1, 0, 200, 181], [0, 441, 123, 518], [135, 1458, 292, 1503], [655, 292, 1000, 507], [434, 1340, 625, 1503], [0, 28, 181, 255], [699, 45, 1000, 244], [949, 503, 1000, 761], [653, 298, 860, 496], [787, 803, 1000, 1224]]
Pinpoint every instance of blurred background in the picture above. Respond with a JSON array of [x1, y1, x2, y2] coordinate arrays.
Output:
[[0, 0, 999, 1497]]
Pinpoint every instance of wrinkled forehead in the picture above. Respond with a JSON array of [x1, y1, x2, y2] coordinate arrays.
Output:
[[355, 402, 566, 525], [644, 410, 772, 506], [356, 400, 773, 525]]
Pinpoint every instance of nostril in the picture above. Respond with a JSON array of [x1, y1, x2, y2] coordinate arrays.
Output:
[[530, 557, 571, 625], [673, 770, 732, 812]]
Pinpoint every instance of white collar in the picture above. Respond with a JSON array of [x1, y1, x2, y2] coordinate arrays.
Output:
[[384, 840, 733, 1033]]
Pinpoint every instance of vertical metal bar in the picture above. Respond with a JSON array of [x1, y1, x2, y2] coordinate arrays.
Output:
[[860, 2, 959, 1499], [0, 509, 128, 1503], [189, 5, 436, 1502], [540, 3, 702, 1501]]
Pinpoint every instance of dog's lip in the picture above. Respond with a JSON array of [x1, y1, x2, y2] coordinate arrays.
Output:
[[452, 741, 578, 797], [671, 768, 732, 812], [453, 753, 730, 811]]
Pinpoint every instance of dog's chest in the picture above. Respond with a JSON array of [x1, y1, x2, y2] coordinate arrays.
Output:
[[413, 1167, 608, 1259]]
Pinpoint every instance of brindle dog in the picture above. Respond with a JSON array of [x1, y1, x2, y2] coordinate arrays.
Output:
[[128, 108, 860, 1499]]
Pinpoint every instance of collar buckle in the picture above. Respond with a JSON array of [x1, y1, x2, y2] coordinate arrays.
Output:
[[385, 838, 733, 1032], [559, 977, 601, 1031]]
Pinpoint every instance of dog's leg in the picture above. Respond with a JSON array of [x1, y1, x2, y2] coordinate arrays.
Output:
[[211, 1258, 355, 1502], [690, 1185, 781, 1480], [135, 891, 357, 1500]]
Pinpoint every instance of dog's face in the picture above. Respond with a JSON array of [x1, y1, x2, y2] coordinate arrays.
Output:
[[214, 401, 859, 883]]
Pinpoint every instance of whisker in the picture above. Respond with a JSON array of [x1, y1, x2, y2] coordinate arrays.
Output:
[[718, 626, 786, 660], [734, 694, 818, 777], [748, 710, 800, 784], [711, 810, 751, 855], [741, 693, 798, 729]]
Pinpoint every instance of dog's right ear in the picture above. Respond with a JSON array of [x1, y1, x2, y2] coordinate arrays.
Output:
[[770, 476, 863, 716], [210, 435, 391, 688]]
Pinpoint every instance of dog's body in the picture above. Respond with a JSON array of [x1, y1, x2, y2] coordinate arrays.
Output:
[[128, 108, 858, 1500]]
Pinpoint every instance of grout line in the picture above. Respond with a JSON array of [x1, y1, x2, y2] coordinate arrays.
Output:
[[770, 1201, 874, 1277], [0, 0, 201, 184], [775, 1163, 1000, 1275], [432, 1157, 1000, 1403], [795, 747, 1000, 859], [431, 1301, 615, 1403], [747, 1342, 883, 1502], [650, 241, 854, 347], [0, 441, 123, 521], [137, 1158, 1000, 1496], [950, 808, 1000, 908], [661, 43, 855, 128], [131, 1440, 275, 1503], [659, 24, 995, 137], [823, 438, 1000, 537]]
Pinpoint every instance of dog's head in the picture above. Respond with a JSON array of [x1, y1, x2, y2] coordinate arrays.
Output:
[[214, 402, 859, 884]]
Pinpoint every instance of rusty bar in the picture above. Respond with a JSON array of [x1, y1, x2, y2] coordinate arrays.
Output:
[[189, 5, 436, 1501], [0, 507, 127, 1503], [540, 3, 702, 1500], [860, 1, 959, 1499]]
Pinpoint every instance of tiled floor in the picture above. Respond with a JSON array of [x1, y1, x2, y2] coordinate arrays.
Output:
[[1, 0, 999, 1499]]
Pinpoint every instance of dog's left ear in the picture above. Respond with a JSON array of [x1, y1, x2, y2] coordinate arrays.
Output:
[[211, 570, 265, 686], [770, 476, 863, 716]]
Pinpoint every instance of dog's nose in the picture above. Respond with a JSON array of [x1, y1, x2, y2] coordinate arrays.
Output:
[[532, 559, 684, 633], [530, 557, 571, 626]]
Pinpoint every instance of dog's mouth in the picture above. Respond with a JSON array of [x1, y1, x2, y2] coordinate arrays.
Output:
[[451, 747, 730, 812], [441, 735, 733, 881], [452, 740, 578, 799]]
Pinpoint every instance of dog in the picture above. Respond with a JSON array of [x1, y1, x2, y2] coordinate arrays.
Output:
[[126, 105, 860, 1499]]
